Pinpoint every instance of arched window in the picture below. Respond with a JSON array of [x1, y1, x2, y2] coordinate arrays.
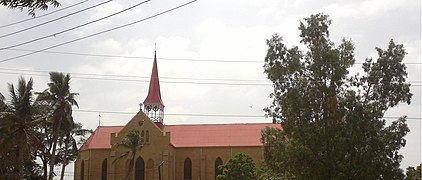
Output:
[[80, 161, 85, 180], [146, 131, 150, 143], [141, 131, 145, 143], [215, 157, 223, 179], [146, 159, 154, 179], [184, 158, 192, 180], [101, 159, 107, 180], [135, 157, 145, 180]]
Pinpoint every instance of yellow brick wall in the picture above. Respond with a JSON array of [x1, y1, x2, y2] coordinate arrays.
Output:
[[173, 146, 263, 180]]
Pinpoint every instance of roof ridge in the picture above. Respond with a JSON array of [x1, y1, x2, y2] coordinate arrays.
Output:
[[164, 122, 275, 126], [97, 125, 125, 127]]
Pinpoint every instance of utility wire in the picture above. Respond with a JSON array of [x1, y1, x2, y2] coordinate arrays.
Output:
[[0, 0, 113, 39], [5, 48, 422, 65], [73, 109, 422, 120], [0, 67, 268, 82], [0, 70, 421, 86], [1, 67, 421, 83], [0, 0, 198, 63], [0, 71, 273, 86], [0, 0, 151, 48], [0, 0, 89, 29]]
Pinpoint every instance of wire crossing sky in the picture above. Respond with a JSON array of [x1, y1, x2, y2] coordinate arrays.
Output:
[[0, 0, 198, 63], [0, 0, 89, 29]]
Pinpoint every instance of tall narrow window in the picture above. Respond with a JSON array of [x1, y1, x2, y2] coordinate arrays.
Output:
[[214, 157, 223, 179], [101, 159, 107, 180], [146, 159, 154, 179], [146, 131, 150, 143], [135, 157, 145, 180], [81, 161, 84, 180], [141, 131, 145, 143], [184, 158, 192, 180]]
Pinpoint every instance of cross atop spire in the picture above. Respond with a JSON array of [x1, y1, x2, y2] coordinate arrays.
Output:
[[143, 51, 165, 124]]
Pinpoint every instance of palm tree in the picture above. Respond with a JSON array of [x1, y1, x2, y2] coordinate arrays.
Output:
[[58, 122, 92, 180], [113, 129, 144, 180], [37, 72, 78, 180], [0, 77, 38, 179]]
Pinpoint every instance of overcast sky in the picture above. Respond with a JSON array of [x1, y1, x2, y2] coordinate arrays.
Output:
[[0, 0, 420, 177]]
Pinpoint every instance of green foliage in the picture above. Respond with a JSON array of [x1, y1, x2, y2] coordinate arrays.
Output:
[[37, 72, 79, 180], [0, 73, 83, 179], [263, 13, 412, 179], [0, 77, 42, 179], [217, 153, 257, 180], [406, 164, 421, 180], [114, 129, 144, 180], [0, 0, 60, 16]]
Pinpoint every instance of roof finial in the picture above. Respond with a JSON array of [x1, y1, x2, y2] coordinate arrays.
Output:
[[154, 42, 156, 52]]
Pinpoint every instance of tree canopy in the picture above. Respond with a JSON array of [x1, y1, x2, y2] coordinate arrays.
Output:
[[262, 13, 412, 179], [217, 153, 257, 180], [0, 73, 87, 180]]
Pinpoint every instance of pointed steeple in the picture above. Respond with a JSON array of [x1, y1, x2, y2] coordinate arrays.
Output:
[[143, 51, 165, 124]]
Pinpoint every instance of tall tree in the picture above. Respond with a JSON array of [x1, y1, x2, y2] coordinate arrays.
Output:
[[58, 122, 91, 180], [37, 72, 78, 180], [262, 13, 412, 179], [0, 77, 39, 179], [216, 153, 257, 180], [113, 129, 144, 180]]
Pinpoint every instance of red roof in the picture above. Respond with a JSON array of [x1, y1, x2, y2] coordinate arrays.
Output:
[[80, 126, 123, 151], [80, 123, 281, 150], [143, 51, 164, 106], [164, 123, 280, 147]]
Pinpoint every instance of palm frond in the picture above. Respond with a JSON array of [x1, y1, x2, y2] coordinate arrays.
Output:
[[112, 151, 130, 164]]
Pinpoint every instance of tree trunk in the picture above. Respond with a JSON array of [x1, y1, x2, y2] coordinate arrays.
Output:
[[60, 136, 70, 180], [17, 143, 24, 180], [42, 157, 48, 180], [48, 120, 61, 180], [127, 152, 136, 180]]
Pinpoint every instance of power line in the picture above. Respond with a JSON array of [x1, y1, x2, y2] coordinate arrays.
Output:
[[0, 0, 198, 63], [0, 67, 268, 82], [0, 0, 90, 29], [0, 0, 151, 49], [0, 71, 272, 86], [0, 0, 113, 39], [73, 109, 422, 120], [0, 70, 421, 86], [1, 67, 421, 83], [5, 48, 422, 65]]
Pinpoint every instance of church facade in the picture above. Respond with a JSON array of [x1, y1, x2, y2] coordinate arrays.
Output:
[[74, 52, 279, 180]]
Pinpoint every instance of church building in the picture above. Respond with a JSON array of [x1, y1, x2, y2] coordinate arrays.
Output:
[[74, 52, 279, 180]]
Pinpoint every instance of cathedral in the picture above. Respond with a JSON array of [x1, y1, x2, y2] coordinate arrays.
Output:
[[74, 52, 279, 180]]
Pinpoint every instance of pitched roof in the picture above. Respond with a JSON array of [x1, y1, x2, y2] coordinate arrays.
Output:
[[143, 51, 164, 106], [80, 126, 123, 151], [80, 123, 281, 150], [164, 123, 280, 147]]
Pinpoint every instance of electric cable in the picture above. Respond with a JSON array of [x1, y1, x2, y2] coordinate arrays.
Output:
[[0, 0, 198, 63], [73, 109, 422, 120], [0, 0, 89, 29], [4, 48, 422, 65], [0, 70, 420, 86], [0, 0, 151, 49], [0, 67, 268, 82], [0, 0, 113, 39]]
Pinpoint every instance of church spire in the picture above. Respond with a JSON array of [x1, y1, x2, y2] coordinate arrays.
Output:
[[143, 51, 164, 124]]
